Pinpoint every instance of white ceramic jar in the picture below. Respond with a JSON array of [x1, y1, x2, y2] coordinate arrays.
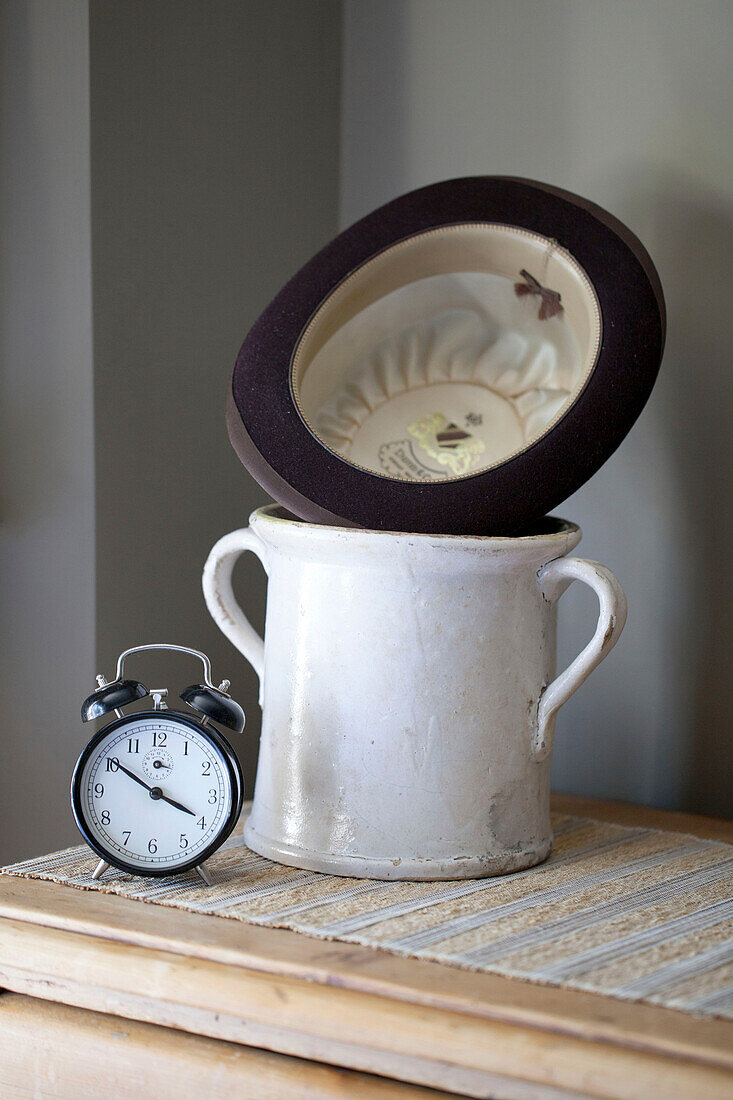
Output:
[[203, 506, 626, 880]]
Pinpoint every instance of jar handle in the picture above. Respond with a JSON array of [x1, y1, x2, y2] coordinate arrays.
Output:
[[202, 527, 269, 705], [532, 557, 627, 761]]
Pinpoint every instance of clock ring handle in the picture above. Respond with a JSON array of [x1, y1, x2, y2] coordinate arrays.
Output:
[[115, 643, 216, 689]]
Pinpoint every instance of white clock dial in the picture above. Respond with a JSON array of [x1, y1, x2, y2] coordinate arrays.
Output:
[[78, 715, 234, 871]]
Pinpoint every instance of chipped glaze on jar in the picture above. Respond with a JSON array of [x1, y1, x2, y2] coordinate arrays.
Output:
[[203, 506, 626, 880]]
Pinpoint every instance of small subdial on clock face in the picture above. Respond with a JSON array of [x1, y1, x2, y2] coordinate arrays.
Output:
[[143, 747, 174, 780]]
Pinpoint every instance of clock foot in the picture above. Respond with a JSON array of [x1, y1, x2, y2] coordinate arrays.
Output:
[[194, 863, 212, 886], [92, 859, 110, 881]]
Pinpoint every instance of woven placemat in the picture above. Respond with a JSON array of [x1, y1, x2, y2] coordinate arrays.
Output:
[[4, 811, 733, 1020]]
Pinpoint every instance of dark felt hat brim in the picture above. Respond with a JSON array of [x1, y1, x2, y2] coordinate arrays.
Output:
[[229, 176, 665, 535]]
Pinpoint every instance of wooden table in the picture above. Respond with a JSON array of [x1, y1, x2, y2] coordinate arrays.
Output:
[[1, 795, 731, 1099]]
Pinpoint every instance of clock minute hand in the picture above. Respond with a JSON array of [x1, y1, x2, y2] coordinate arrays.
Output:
[[113, 760, 195, 817], [115, 760, 154, 793]]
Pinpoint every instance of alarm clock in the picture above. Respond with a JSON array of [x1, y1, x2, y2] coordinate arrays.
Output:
[[71, 643, 245, 885]]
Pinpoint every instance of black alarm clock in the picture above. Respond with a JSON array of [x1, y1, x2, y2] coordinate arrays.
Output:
[[71, 644, 245, 885]]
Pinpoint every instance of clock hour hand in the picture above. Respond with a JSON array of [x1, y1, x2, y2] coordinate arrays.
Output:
[[158, 792, 196, 817], [113, 759, 195, 816]]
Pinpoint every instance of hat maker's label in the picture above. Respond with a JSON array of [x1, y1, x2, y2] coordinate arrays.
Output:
[[379, 412, 486, 480]]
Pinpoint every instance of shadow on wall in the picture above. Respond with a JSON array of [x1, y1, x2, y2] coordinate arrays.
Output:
[[645, 173, 733, 817], [527, 168, 733, 818]]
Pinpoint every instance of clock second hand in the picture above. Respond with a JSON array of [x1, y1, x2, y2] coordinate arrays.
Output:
[[114, 760, 196, 817]]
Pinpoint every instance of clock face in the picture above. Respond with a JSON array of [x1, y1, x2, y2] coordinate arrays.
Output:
[[72, 712, 242, 876]]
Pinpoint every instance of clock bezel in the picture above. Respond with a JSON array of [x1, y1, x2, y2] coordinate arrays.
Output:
[[70, 709, 244, 878]]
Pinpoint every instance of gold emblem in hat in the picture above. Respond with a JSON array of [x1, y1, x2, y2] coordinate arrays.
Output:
[[408, 413, 485, 477]]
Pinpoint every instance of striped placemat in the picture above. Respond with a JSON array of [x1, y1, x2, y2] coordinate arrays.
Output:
[[4, 811, 733, 1020]]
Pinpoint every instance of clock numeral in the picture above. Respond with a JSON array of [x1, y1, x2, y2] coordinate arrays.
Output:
[[152, 731, 167, 747], [197, 816, 206, 830], [94, 783, 104, 798], [127, 738, 140, 753], [101, 810, 110, 825], [179, 833, 188, 849], [106, 757, 120, 772], [208, 789, 218, 804], [122, 831, 131, 846], [183, 741, 189, 756], [201, 761, 211, 776], [148, 838, 158, 854]]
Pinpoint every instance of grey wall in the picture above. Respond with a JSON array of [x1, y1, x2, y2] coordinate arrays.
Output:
[[0, 0, 95, 863], [342, 0, 733, 816], [0, 0, 341, 862], [90, 0, 341, 809]]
